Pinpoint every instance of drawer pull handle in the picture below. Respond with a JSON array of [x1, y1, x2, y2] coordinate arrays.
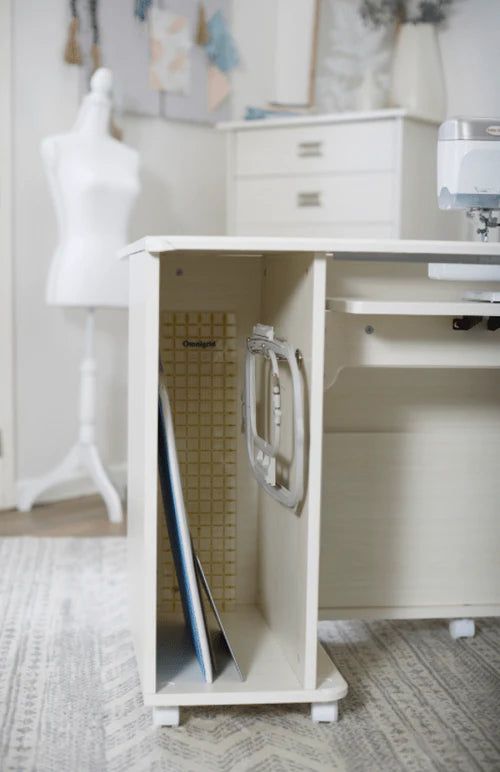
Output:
[[297, 140, 323, 158], [297, 191, 322, 208]]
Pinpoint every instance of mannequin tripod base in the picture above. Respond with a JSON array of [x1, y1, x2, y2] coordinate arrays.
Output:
[[16, 309, 124, 524], [16, 441, 123, 523]]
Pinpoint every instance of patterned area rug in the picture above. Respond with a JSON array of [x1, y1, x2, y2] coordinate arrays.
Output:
[[0, 538, 499, 772]]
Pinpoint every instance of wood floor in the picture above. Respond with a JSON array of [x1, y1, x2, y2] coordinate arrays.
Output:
[[0, 495, 126, 536]]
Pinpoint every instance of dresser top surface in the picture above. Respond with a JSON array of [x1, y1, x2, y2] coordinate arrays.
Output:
[[121, 236, 500, 264], [217, 108, 439, 132]]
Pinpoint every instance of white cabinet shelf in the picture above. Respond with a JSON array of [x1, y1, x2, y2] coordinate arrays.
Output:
[[155, 608, 346, 706], [326, 297, 500, 317]]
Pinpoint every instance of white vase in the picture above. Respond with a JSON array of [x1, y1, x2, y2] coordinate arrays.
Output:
[[390, 22, 446, 121]]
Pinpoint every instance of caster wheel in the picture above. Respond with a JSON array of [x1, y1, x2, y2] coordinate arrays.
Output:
[[153, 706, 180, 727], [449, 619, 475, 640], [311, 701, 338, 723]]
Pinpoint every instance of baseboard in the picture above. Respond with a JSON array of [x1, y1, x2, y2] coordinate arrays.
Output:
[[16, 462, 127, 507]]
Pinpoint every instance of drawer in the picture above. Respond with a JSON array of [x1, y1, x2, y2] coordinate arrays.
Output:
[[235, 173, 395, 225], [235, 120, 396, 177]]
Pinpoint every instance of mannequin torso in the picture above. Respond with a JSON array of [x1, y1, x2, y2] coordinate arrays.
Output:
[[42, 69, 140, 307]]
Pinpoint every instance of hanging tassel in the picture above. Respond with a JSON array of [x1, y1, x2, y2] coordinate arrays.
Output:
[[134, 0, 152, 22], [90, 42, 102, 73], [195, 1, 209, 46], [64, 1, 82, 65], [89, 0, 101, 74], [110, 117, 123, 142]]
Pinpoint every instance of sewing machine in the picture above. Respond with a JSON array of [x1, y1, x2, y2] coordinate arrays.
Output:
[[430, 117, 500, 297]]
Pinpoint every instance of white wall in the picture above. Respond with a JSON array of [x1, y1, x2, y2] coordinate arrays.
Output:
[[13, 0, 225, 493], [231, 0, 500, 120], [0, 0, 15, 507], [231, 0, 277, 119], [439, 0, 500, 117]]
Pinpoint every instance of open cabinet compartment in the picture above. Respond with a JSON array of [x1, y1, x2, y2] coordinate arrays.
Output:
[[319, 258, 500, 622], [127, 244, 347, 714]]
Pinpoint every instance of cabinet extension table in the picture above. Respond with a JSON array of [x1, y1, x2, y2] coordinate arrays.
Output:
[[122, 236, 500, 726]]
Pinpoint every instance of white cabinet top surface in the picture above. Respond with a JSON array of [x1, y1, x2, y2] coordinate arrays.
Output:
[[217, 108, 438, 132], [121, 236, 500, 264]]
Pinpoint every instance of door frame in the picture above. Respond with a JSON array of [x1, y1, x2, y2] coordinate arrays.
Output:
[[0, 0, 15, 509]]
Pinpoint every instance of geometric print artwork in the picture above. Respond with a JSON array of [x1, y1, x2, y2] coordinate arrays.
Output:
[[149, 8, 191, 94], [1, 537, 500, 772], [158, 311, 237, 617]]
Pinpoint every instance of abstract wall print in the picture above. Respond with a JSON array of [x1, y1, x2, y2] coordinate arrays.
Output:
[[149, 7, 192, 94], [76, 0, 233, 124]]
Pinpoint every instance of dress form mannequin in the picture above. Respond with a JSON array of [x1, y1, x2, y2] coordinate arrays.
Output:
[[17, 69, 140, 522]]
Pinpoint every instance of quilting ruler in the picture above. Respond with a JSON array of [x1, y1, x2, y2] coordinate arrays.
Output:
[[158, 311, 237, 616]]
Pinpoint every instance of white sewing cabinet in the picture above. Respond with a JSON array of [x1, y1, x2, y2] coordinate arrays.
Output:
[[123, 236, 500, 727], [220, 109, 460, 240]]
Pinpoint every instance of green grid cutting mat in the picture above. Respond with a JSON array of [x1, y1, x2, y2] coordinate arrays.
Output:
[[158, 311, 238, 616]]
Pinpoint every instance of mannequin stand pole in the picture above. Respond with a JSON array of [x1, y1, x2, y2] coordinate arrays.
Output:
[[17, 309, 123, 523]]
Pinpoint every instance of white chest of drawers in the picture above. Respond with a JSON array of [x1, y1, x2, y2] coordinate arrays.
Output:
[[219, 109, 459, 240]]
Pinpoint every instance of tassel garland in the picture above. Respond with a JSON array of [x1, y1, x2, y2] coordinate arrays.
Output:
[[196, 2, 209, 46], [134, 0, 152, 22], [64, 1, 82, 65], [89, 0, 101, 74], [90, 42, 101, 73], [110, 118, 123, 142], [64, 0, 101, 73]]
